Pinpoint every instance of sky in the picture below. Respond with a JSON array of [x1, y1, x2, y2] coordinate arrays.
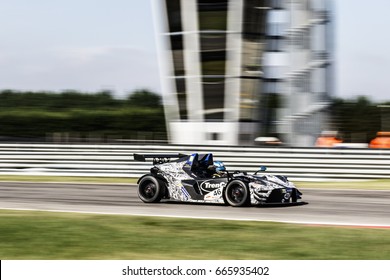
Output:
[[0, 0, 389, 101], [0, 0, 159, 98]]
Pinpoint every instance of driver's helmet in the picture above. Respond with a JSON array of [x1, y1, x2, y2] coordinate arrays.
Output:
[[213, 161, 226, 173]]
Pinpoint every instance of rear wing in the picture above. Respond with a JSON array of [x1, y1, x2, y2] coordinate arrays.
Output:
[[133, 153, 187, 165]]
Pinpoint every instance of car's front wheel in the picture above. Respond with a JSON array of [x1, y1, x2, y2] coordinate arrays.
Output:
[[224, 180, 250, 207], [138, 175, 163, 203]]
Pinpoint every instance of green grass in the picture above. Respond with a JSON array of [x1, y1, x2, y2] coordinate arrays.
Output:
[[0, 210, 389, 260]]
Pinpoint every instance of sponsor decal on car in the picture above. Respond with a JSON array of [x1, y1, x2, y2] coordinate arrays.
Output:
[[204, 188, 223, 201], [200, 180, 226, 192]]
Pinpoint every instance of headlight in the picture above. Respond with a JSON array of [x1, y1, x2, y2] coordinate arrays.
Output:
[[250, 182, 265, 189], [288, 181, 296, 188], [267, 182, 281, 189], [251, 182, 275, 192]]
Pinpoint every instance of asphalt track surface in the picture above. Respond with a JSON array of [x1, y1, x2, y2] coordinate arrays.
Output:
[[1, 182, 390, 227]]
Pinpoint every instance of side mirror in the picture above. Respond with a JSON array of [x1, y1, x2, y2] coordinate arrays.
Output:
[[254, 166, 267, 175]]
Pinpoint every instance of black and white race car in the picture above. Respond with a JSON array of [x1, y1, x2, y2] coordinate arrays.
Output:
[[134, 153, 304, 207]]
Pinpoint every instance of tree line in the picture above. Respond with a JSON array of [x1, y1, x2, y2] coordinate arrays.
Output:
[[0, 89, 388, 144], [330, 96, 389, 143], [0, 89, 166, 142]]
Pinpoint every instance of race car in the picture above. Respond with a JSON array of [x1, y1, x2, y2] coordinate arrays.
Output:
[[134, 153, 303, 207]]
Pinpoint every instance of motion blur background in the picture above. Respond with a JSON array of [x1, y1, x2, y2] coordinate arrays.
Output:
[[0, 0, 389, 148], [1, 2, 390, 265]]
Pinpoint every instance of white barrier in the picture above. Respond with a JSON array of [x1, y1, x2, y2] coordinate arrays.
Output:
[[0, 143, 389, 181]]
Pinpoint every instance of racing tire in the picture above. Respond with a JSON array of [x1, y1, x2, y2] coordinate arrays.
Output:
[[224, 180, 250, 207], [138, 175, 163, 203]]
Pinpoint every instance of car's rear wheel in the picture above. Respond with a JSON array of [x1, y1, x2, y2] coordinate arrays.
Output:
[[224, 180, 250, 207], [138, 175, 163, 203]]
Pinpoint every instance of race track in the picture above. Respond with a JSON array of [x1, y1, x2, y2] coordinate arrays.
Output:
[[1, 182, 390, 227]]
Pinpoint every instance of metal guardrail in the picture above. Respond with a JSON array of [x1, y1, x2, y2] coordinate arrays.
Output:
[[0, 143, 389, 181]]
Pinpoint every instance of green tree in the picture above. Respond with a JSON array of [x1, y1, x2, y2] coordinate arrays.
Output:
[[127, 89, 162, 107], [331, 96, 381, 142], [0, 89, 166, 141]]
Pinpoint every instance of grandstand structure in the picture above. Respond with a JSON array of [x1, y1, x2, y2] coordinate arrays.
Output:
[[152, 0, 333, 146]]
